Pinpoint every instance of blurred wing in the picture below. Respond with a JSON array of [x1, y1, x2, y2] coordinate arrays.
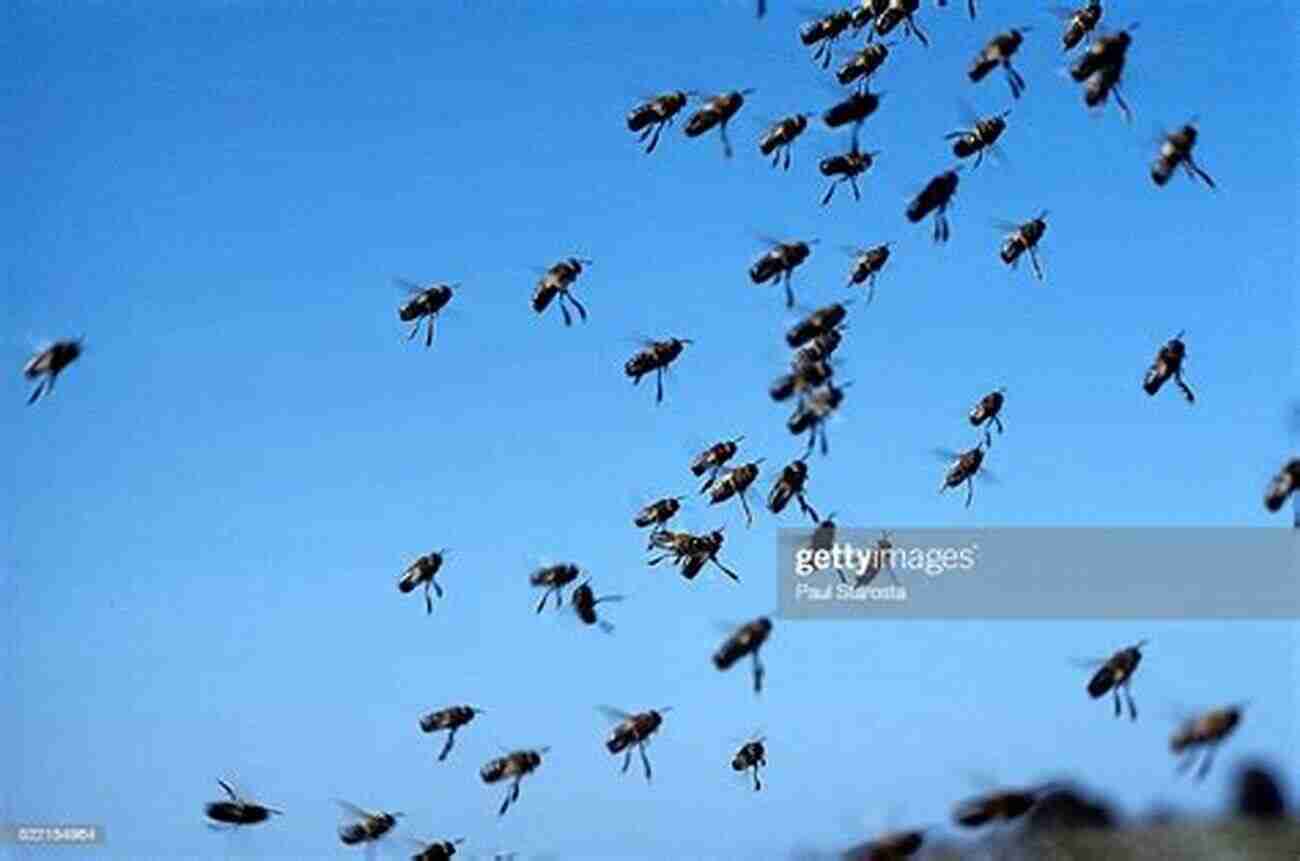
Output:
[[597, 705, 632, 722], [1069, 657, 1106, 669], [335, 799, 371, 820], [217, 778, 239, 801], [931, 447, 960, 462], [392, 276, 426, 295]]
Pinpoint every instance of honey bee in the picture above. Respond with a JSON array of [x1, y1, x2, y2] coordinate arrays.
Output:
[[571, 580, 624, 634], [788, 382, 850, 456], [953, 787, 1046, 828], [648, 528, 740, 582], [625, 338, 693, 404], [1143, 331, 1195, 404], [480, 748, 549, 816], [946, 108, 1010, 169], [807, 513, 847, 581], [1152, 122, 1216, 189], [530, 563, 582, 613], [399, 550, 447, 615], [730, 733, 767, 791], [819, 142, 880, 206], [336, 801, 401, 846], [844, 242, 890, 303], [968, 388, 1006, 445], [823, 85, 882, 146], [848, 829, 925, 860], [634, 495, 686, 545], [786, 302, 849, 349], [836, 42, 890, 87], [848, 530, 899, 587], [750, 238, 816, 309], [396, 278, 456, 349], [767, 458, 821, 523], [1084, 640, 1146, 721], [714, 617, 773, 694], [205, 779, 282, 829], [23, 338, 83, 405], [1264, 459, 1300, 525], [1071, 28, 1134, 121], [759, 114, 810, 170], [407, 836, 465, 861], [770, 357, 834, 403], [795, 327, 846, 366], [968, 28, 1029, 99], [627, 91, 689, 155], [533, 257, 591, 326], [936, 441, 990, 507], [997, 211, 1049, 281], [875, 0, 930, 47], [1171, 705, 1245, 780], [684, 90, 753, 158], [419, 705, 484, 762], [708, 460, 764, 527], [691, 435, 745, 493], [1056, 1, 1102, 52], [905, 170, 959, 243], [801, 10, 855, 68], [601, 706, 671, 781]]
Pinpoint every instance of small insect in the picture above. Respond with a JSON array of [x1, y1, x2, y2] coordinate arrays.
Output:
[[849, 829, 926, 860], [1152, 122, 1216, 189], [634, 495, 686, 544], [823, 84, 882, 147], [407, 836, 465, 861], [530, 563, 582, 612], [708, 459, 764, 527], [969, 28, 1029, 99], [533, 257, 591, 327], [800, 9, 855, 68], [837, 42, 890, 87], [731, 734, 768, 791], [684, 90, 753, 159], [1071, 28, 1134, 121], [571, 579, 624, 634], [23, 338, 82, 405], [844, 242, 890, 302], [205, 779, 282, 829], [767, 459, 821, 523], [795, 327, 846, 366], [770, 357, 834, 403], [875, 0, 930, 47], [691, 435, 745, 493], [750, 238, 816, 309], [937, 441, 989, 507], [627, 90, 689, 155], [819, 141, 881, 206], [1171, 705, 1245, 780], [399, 550, 447, 615], [998, 211, 1049, 280], [1142, 331, 1195, 404], [906, 170, 959, 243], [788, 382, 849, 456], [1264, 459, 1300, 525], [1084, 639, 1146, 721], [337, 801, 402, 846], [419, 705, 484, 762], [714, 617, 773, 694], [847, 530, 899, 587], [851, 0, 889, 31], [480, 748, 548, 816], [758, 113, 810, 170], [945, 108, 1010, 169], [625, 338, 692, 404], [786, 302, 849, 349], [953, 787, 1043, 828], [395, 278, 456, 348], [648, 528, 740, 582], [601, 706, 671, 782], [968, 388, 1006, 445], [1056, 1, 1103, 52]]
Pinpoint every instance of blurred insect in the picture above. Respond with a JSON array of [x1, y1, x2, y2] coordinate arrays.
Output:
[[906, 170, 959, 243], [819, 141, 880, 206], [419, 705, 484, 762], [848, 829, 926, 860], [731, 733, 768, 791], [634, 495, 686, 545], [807, 513, 847, 581], [795, 327, 845, 365], [770, 357, 834, 403], [969, 28, 1029, 99], [205, 779, 281, 829], [395, 278, 456, 349], [627, 90, 689, 154], [767, 458, 821, 523], [1055, 1, 1103, 52], [750, 238, 816, 308], [1152, 122, 1216, 189], [1142, 331, 1195, 404], [823, 84, 882, 147], [786, 302, 849, 349], [571, 579, 624, 634], [1171, 705, 1244, 780], [531, 563, 582, 612], [480, 748, 548, 816], [708, 460, 764, 527], [851, 0, 889, 31], [788, 382, 849, 456], [759, 113, 810, 170], [407, 836, 465, 861], [800, 9, 855, 68], [692, 435, 745, 493], [533, 257, 591, 326], [1071, 27, 1134, 121], [625, 337, 692, 404], [875, 0, 930, 46], [714, 617, 773, 694], [998, 211, 1049, 280], [946, 107, 1010, 169], [601, 706, 670, 782], [337, 801, 401, 846], [953, 787, 1045, 828], [936, 441, 990, 507], [848, 530, 899, 587], [648, 528, 740, 581], [23, 338, 82, 405], [1083, 639, 1146, 721], [399, 550, 447, 615], [968, 388, 1007, 445], [1264, 460, 1300, 525], [837, 42, 890, 87], [684, 89, 753, 158], [845, 242, 890, 302]]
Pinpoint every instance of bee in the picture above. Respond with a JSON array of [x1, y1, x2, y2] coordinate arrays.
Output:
[[691, 435, 745, 493], [767, 459, 821, 523], [844, 242, 890, 302], [480, 748, 548, 816], [407, 837, 465, 861], [969, 28, 1029, 99], [953, 787, 1043, 828], [945, 108, 1010, 169], [625, 338, 693, 404], [968, 387, 1006, 445], [1056, 1, 1103, 52], [714, 617, 773, 694], [571, 580, 624, 634], [627, 90, 689, 155], [419, 705, 484, 762], [708, 460, 765, 527], [395, 278, 456, 349], [770, 357, 834, 403], [851, 0, 889, 32], [731, 734, 768, 791], [906, 170, 959, 243], [634, 495, 686, 545], [786, 302, 848, 349], [1084, 639, 1146, 721], [684, 90, 753, 159], [648, 528, 740, 582], [601, 706, 671, 781], [1143, 331, 1195, 404], [23, 338, 82, 405], [823, 85, 882, 147], [848, 829, 926, 860], [399, 550, 447, 615], [1152, 122, 1216, 189], [807, 513, 846, 580], [1264, 459, 1300, 525], [875, 0, 930, 47], [800, 9, 855, 68], [847, 530, 899, 587], [1171, 705, 1245, 780], [836, 42, 890, 87], [1071, 28, 1133, 121], [819, 141, 881, 206], [750, 238, 816, 309], [533, 257, 591, 326], [530, 563, 582, 612], [998, 211, 1049, 281], [336, 801, 402, 846], [788, 382, 849, 456], [937, 441, 989, 507], [795, 327, 845, 366], [759, 113, 810, 170], [205, 779, 282, 828]]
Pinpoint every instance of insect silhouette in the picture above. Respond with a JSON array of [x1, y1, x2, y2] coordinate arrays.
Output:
[[848, 530, 899, 587], [1056, 1, 1103, 52], [819, 141, 880, 206], [1083, 639, 1146, 721], [875, 0, 930, 47], [1142, 331, 1195, 404], [1152, 122, 1216, 189], [419, 705, 484, 762], [530, 563, 582, 612], [969, 28, 1029, 99], [399, 550, 447, 615], [625, 338, 692, 404], [1171, 705, 1245, 780], [936, 441, 990, 507], [845, 243, 890, 302], [336, 801, 402, 846], [788, 382, 850, 456], [1071, 27, 1134, 121], [759, 113, 810, 170], [1264, 459, 1300, 526], [634, 495, 686, 544], [480, 748, 548, 816], [571, 579, 624, 634], [800, 10, 855, 68], [953, 786, 1048, 828], [770, 357, 834, 403], [395, 278, 457, 349], [997, 211, 1049, 280], [708, 459, 764, 527], [684, 90, 753, 158], [407, 836, 465, 861], [648, 528, 740, 582], [205, 779, 282, 829], [23, 338, 82, 405], [750, 238, 816, 308], [714, 617, 773, 694], [786, 302, 848, 349], [906, 170, 959, 243], [823, 84, 882, 148], [691, 435, 745, 493], [807, 513, 849, 582], [627, 91, 689, 154], [968, 388, 1006, 445], [837, 42, 890, 87], [946, 107, 1010, 169], [767, 459, 821, 523], [795, 327, 846, 366], [601, 706, 670, 782], [731, 734, 768, 791], [851, 0, 889, 32], [849, 828, 926, 860], [533, 257, 591, 326]]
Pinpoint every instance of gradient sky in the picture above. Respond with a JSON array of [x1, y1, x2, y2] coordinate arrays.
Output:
[[4, 1, 1297, 858]]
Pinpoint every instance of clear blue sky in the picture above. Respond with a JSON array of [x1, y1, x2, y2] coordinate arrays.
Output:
[[3, 1, 1296, 858]]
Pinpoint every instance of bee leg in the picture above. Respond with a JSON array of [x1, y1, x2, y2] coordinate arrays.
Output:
[[719, 122, 733, 159], [498, 788, 511, 816], [1029, 248, 1043, 281], [804, 431, 816, 459], [798, 495, 819, 524], [1111, 85, 1132, 123], [647, 554, 667, 566], [559, 300, 573, 327], [1176, 751, 1195, 775], [968, 0, 976, 18], [598, 619, 615, 635], [964, 477, 975, 508], [1124, 685, 1138, 721], [1189, 160, 1216, 190], [26, 381, 45, 405], [973, 149, 984, 170], [752, 651, 765, 694], [771, 149, 781, 169], [438, 729, 456, 762], [784, 147, 792, 171], [993, 415, 1004, 435], [849, 176, 861, 202], [406, 322, 421, 342], [621, 749, 632, 773], [655, 367, 664, 405], [1175, 374, 1196, 405], [821, 181, 837, 207], [554, 588, 564, 610], [424, 583, 433, 616], [866, 279, 875, 305], [638, 742, 653, 782], [1195, 745, 1216, 781], [909, 16, 929, 47], [512, 780, 521, 803], [645, 124, 663, 155], [535, 589, 552, 614], [432, 577, 444, 599], [819, 425, 829, 456], [710, 555, 741, 582], [752, 766, 761, 792], [739, 492, 753, 528], [1112, 689, 1122, 718], [425, 316, 435, 348], [568, 292, 588, 322]]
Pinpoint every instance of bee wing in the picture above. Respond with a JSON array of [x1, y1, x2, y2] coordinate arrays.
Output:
[[989, 218, 1022, 232], [392, 276, 427, 296], [597, 705, 633, 722], [335, 799, 373, 820], [594, 594, 627, 605], [1069, 657, 1107, 669], [1047, 5, 1077, 20], [217, 778, 239, 801], [931, 447, 961, 462]]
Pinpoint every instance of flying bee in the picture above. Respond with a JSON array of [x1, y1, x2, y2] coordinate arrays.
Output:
[[530, 563, 582, 612], [800, 9, 855, 68], [627, 90, 689, 155], [691, 435, 745, 493], [601, 706, 671, 782], [936, 441, 989, 507], [395, 278, 456, 348], [851, 0, 889, 31], [795, 327, 845, 365], [788, 381, 849, 456], [23, 338, 82, 405], [648, 528, 740, 582], [849, 828, 926, 860], [407, 837, 465, 861], [997, 211, 1049, 280], [1171, 705, 1245, 780], [1082, 639, 1146, 721], [844, 242, 890, 302], [875, 0, 930, 47], [708, 459, 764, 527], [684, 89, 752, 159], [1072, 28, 1133, 121], [806, 513, 844, 580], [759, 113, 810, 170], [571, 579, 624, 634], [419, 705, 484, 762], [969, 28, 1029, 99], [906, 170, 959, 243], [953, 787, 1044, 828], [399, 550, 447, 615], [533, 257, 591, 326], [336, 801, 402, 846], [819, 141, 880, 206], [767, 458, 820, 523], [625, 337, 693, 404], [968, 387, 1006, 445], [205, 779, 282, 829], [480, 748, 548, 816], [731, 734, 768, 791], [1152, 122, 1216, 189], [849, 530, 899, 587], [634, 495, 685, 544], [714, 617, 773, 694], [823, 85, 882, 148], [1056, 1, 1103, 51], [786, 302, 848, 349], [946, 108, 1010, 169], [1143, 331, 1195, 404], [837, 42, 890, 87], [770, 357, 834, 403], [1264, 459, 1300, 525], [750, 238, 816, 309]]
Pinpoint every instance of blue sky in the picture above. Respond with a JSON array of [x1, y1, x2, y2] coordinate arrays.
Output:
[[3, 1, 1296, 858]]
